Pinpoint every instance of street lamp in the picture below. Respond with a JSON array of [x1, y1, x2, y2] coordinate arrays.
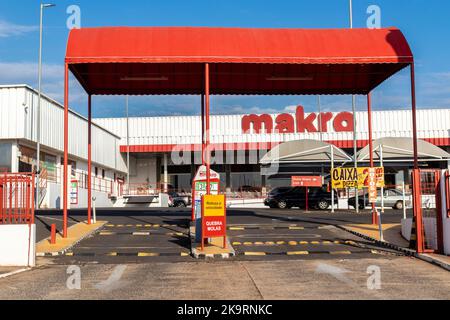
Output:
[[36, 3, 55, 208]]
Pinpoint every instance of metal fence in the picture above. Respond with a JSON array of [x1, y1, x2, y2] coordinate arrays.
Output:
[[0, 173, 35, 224], [412, 169, 444, 253]]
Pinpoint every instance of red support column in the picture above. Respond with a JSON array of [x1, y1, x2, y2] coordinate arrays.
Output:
[[87, 95, 92, 225], [204, 63, 211, 195], [201, 94, 205, 165], [410, 64, 419, 169], [63, 63, 69, 238], [410, 63, 423, 252], [367, 93, 378, 225]]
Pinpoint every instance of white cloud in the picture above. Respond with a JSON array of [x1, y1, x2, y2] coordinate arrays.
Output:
[[0, 61, 86, 108], [0, 20, 37, 38]]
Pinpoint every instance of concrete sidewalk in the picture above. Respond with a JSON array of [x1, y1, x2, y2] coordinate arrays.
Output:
[[36, 221, 107, 256]]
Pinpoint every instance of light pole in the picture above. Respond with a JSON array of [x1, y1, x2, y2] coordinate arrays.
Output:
[[36, 3, 55, 208], [349, 0, 359, 213]]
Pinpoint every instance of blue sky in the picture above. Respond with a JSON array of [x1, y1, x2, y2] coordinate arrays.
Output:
[[0, 0, 449, 118]]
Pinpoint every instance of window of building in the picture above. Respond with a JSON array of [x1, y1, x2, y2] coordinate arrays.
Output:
[[0, 143, 12, 172]]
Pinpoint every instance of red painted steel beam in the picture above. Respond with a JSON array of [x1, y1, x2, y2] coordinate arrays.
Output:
[[87, 95, 92, 225], [367, 93, 378, 225], [410, 64, 419, 169], [63, 64, 69, 238], [205, 63, 211, 195]]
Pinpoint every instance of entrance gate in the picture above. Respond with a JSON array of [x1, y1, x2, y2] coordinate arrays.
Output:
[[411, 169, 444, 253]]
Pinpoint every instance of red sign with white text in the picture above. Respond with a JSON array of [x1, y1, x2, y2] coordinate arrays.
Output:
[[202, 216, 226, 238], [291, 176, 323, 187], [242, 105, 354, 134]]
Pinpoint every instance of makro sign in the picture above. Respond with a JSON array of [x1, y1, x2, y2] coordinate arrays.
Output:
[[242, 105, 354, 134]]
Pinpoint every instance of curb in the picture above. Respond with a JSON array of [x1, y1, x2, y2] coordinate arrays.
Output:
[[416, 254, 450, 272], [339, 225, 450, 271], [0, 268, 32, 279], [338, 225, 415, 256], [36, 221, 107, 257]]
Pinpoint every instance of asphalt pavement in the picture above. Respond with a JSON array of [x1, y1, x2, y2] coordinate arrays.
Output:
[[33, 207, 404, 264]]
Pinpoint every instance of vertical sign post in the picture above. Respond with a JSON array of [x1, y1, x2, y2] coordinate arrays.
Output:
[[192, 165, 220, 242]]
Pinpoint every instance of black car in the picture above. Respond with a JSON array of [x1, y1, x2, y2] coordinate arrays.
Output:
[[168, 191, 192, 207], [264, 186, 337, 210]]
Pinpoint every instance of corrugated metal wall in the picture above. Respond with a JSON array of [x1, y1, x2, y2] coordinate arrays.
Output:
[[95, 108, 450, 146], [0, 85, 126, 172]]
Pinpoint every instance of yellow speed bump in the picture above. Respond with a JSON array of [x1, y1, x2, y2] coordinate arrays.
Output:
[[232, 242, 242, 246], [244, 252, 266, 256], [287, 251, 309, 255], [265, 241, 275, 246], [276, 241, 285, 245], [254, 242, 264, 245], [138, 252, 159, 257], [243, 242, 253, 246], [289, 226, 304, 230], [330, 251, 352, 255], [65, 252, 74, 256], [311, 241, 320, 245], [229, 227, 245, 230], [180, 252, 190, 257], [106, 252, 117, 256], [99, 231, 115, 236], [288, 241, 298, 246]]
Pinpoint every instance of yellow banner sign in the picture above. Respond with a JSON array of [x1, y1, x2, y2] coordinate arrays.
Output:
[[331, 167, 384, 189], [203, 194, 226, 217]]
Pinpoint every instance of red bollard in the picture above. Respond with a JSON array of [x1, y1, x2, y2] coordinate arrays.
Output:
[[50, 224, 56, 244]]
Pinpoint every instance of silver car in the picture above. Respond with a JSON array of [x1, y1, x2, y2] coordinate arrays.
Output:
[[349, 188, 411, 210]]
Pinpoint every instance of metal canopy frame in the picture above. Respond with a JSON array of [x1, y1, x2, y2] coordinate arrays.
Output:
[[62, 26, 419, 237]]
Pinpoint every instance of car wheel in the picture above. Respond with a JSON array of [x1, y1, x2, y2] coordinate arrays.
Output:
[[175, 202, 186, 208], [318, 200, 329, 210], [394, 201, 403, 210], [277, 201, 288, 209]]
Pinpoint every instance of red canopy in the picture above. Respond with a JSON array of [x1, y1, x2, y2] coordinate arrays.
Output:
[[66, 26, 413, 95]]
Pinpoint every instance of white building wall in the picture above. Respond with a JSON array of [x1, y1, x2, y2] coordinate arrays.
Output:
[[0, 85, 126, 173], [95, 108, 450, 147]]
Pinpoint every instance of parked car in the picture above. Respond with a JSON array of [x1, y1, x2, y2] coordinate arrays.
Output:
[[168, 191, 192, 207], [348, 188, 411, 210], [264, 186, 337, 210]]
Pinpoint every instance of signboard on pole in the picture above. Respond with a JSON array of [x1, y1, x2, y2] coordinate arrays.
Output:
[[367, 168, 378, 203], [191, 165, 220, 242], [291, 176, 323, 187], [331, 167, 384, 189], [70, 180, 78, 205], [201, 194, 227, 249]]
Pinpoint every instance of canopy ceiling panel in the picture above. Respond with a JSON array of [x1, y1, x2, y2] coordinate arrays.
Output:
[[65, 27, 413, 96], [357, 137, 450, 161], [260, 139, 352, 164]]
